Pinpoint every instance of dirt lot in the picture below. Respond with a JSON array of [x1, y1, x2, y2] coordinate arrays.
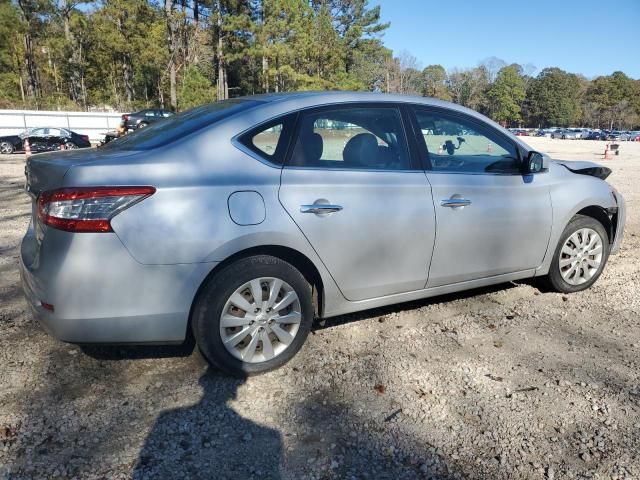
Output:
[[0, 138, 638, 480]]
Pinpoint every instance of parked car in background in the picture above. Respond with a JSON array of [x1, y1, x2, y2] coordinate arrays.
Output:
[[122, 109, 174, 131], [551, 129, 580, 139], [513, 129, 529, 136], [627, 131, 640, 141], [586, 131, 607, 140], [536, 128, 554, 137], [606, 131, 630, 141], [20, 92, 626, 376], [0, 128, 90, 154], [22, 127, 91, 153]]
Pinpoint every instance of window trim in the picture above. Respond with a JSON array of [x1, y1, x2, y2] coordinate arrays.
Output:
[[407, 105, 524, 176], [234, 113, 298, 167], [282, 102, 421, 172]]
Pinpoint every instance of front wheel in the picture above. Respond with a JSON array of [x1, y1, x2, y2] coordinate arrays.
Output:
[[543, 215, 609, 293], [192, 255, 314, 376], [0, 141, 14, 154], [138, 122, 148, 129]]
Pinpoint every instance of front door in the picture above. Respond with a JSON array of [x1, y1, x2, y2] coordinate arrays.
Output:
[[279, 104, 436, 301], [27, 128, 49, 152], [411, 106, 553, 287]]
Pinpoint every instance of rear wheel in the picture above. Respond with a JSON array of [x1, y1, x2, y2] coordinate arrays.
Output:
[[543, 215, 609, 293], [65, 142, 78, 149], [0, 141, 14, 154], [192, 255, 313, 376], [138, 122, 148, 129]]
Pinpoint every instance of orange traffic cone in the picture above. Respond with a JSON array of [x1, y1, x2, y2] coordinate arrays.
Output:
[[24, 139, 31, 157], [604, 143, 612, 160]]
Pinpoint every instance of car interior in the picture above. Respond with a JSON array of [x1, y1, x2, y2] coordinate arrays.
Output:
[[416, 113, 521, 174], [288, 108, 410, 170]]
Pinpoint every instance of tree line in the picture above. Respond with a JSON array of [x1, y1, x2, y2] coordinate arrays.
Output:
[[1, 0, 639, 129]]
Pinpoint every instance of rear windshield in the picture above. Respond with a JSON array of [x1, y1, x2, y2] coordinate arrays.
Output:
[[102, 99, 261, 151]]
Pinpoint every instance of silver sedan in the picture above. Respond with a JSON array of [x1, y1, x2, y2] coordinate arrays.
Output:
[[20, 92, 626, 376]]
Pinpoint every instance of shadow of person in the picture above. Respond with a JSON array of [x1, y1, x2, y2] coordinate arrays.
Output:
[[133, 369, 283, 480]]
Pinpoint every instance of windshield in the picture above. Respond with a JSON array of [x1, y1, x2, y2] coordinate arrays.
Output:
[[102, 99, 261, 151]]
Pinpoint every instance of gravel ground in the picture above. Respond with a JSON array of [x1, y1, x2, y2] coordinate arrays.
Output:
[[1, 138, 639, 480]]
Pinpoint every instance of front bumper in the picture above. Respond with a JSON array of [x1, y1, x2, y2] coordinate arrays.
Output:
[[20, 223, 216, 344], [610, 190, 626, 255]]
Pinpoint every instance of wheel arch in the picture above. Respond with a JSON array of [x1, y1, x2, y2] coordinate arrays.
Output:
[[575, 205, 614, 244], [188, 245, 326, 335]]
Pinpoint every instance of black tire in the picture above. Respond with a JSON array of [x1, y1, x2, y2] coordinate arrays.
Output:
[[543, 214, 609, 293], [65, 142, 78, 149], [551, 134, 555, 139], [138, 122, 148, 129], [561, 135, 566, 139], [0, 141, 14, 154], [192, 255, 313, 376]]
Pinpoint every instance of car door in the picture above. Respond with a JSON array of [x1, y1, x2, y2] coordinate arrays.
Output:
[[279, 104, 436, 301], [27, 128, 48, 152], [45, 128, 63, 151], [410, 106, 553, 288]]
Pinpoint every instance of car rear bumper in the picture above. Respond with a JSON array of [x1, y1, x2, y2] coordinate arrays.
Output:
[[610, 190, 626, 255], [20, 223, 216, 344]]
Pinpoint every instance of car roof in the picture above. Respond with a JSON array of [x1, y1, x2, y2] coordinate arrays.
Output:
[[225, 90, 531, 149], [243, 90, 471, 111]]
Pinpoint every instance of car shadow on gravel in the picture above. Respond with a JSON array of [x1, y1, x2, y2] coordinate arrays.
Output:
[[132, 369, 283, 480], [79, 336, 196, 361]]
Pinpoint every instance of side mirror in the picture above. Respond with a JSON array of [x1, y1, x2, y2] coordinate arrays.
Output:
[[523, 151, 548, 174]]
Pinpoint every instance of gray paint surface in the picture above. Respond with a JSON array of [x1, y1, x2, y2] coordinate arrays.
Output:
[[20, 91, 625, 343]]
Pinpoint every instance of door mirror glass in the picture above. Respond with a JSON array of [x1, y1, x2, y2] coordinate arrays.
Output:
[[525, 151, 546, 174]]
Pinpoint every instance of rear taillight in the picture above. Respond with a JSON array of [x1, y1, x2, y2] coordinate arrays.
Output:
[[37, 186, 155, 233]]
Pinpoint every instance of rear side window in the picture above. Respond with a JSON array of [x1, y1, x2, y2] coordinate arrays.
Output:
[[103, 99, 261, 151], [287, 106, 411, 170], [237, 115, 296, 165]]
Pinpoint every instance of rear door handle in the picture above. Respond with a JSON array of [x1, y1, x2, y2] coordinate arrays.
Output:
[[300, 204, 343, 214], [441, 198, 472, 208]]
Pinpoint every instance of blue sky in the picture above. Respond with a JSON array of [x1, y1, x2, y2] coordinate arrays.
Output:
[[374, 0, 640, 79]]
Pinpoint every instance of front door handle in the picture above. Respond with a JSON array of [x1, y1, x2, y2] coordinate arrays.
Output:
[[300, 204, 343, 214], [441, 198, 472, 208]]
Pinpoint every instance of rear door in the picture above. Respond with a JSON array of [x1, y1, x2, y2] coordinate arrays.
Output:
[[279, 104, 436, 301], [46, 128, 64, 151], [410, 106, 553, 287]]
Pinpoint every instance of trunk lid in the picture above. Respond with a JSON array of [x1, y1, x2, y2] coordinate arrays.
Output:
[[24, 148, 137, 197]]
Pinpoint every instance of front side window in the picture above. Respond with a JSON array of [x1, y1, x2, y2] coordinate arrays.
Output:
[[413, 108, 520, 174], [288, 106, 411, 170]]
